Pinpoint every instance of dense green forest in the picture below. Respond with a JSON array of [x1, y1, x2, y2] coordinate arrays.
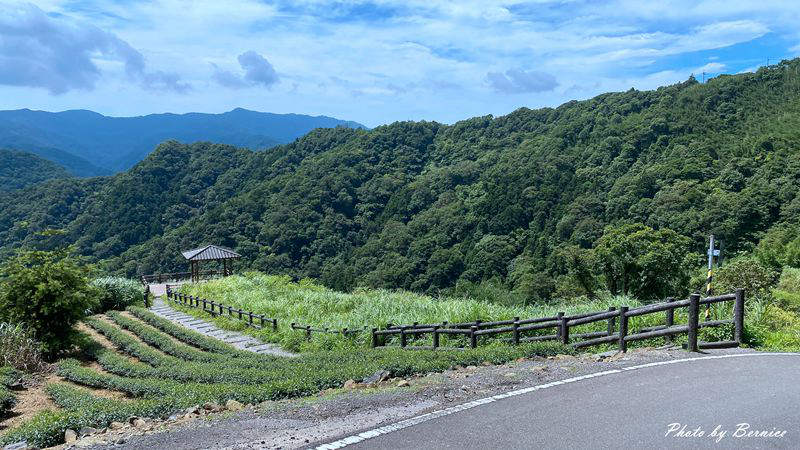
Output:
[[0, 149, 71, 191], [3, 60, 800, 302]]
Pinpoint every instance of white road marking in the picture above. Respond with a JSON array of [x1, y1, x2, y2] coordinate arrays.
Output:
[[313, 352, 799, 450]]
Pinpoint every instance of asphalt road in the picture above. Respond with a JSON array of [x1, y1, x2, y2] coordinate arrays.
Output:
[[330, 353, 800, 450]]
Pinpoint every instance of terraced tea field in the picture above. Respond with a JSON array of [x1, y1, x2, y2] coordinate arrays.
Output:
[[0, 305, 566, 448]]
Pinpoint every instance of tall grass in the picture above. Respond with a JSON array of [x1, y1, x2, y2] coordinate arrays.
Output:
[[180, 272, 647, 351], [182, 273, 640, 328]]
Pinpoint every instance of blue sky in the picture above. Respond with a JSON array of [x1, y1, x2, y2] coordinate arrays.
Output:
[[1, 1, 799, 127]]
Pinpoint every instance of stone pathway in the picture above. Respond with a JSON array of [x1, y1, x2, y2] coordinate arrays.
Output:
[[149, 297, 297, 358]]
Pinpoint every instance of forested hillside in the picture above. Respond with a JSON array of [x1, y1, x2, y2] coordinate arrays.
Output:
[[3, 60, 800, 301], [0, 149, 71, 191], [0, 108, 366, 175]]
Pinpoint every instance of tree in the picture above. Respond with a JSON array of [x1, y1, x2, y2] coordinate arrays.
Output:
[[594, 223, 695, 300], [0, 246, 98, 356]]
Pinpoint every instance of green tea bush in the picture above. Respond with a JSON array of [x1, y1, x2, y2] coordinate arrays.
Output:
[[91, 277, 143, 312], [126, 306, 256, 356], [104, 312, 276, 368], [1, 366, 19, 415]]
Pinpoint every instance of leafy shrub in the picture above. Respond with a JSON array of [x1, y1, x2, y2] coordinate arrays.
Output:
[[0, 322, 47, 372], [776, 267, 800, 295], [0, 248, 98, 355], [593, 223, 696, 300], [1, 366, 19, 416], [91, 277, 143, 312], [714, 258, 778, 300]]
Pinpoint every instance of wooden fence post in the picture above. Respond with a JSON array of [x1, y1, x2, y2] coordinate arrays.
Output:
[[400, 327, 408, 348], [618, 306, 629, 352], [556, 312, 564, 339], [433, 326, 440, 348], [272, 319, 278, 332], [606, 307, 616, 335], [687, 294, 700, 352], [512, 317, 520, 345], [470, 326, 478, 348], [665, 297, 675, 344], [305, 326, 312, 340], [560, 314, 569, 345], [734, 288, 745, 345], [371, 328, 379, 348]]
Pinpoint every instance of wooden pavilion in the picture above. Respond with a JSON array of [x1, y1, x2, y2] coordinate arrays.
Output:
[[181, 245, 241, 282]]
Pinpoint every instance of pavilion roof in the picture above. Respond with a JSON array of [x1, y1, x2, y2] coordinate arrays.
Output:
[[181, 245, 241, 261]]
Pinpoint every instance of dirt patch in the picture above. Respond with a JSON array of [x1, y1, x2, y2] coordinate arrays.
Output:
[[0, 373, 60, 432]]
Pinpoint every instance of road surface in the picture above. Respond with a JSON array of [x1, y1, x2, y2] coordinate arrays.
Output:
[[321, 353, 800, 449]]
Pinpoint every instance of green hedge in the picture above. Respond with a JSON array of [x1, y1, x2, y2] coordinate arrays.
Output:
[[91, 277, 143, 313], [126, 306, 273, 359], [0, 366, 18, 415], [101, 313, 277, 369]]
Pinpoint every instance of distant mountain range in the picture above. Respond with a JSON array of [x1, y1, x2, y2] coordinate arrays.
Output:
[[0, 108, 366, 176]]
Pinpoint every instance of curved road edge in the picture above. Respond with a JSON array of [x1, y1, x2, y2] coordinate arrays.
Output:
[[313, 352, 800, 450]]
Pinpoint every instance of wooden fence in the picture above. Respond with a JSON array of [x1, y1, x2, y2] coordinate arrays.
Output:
[[371, 290, 745, 353], [165, 287, 277, 331], [289, 323, 367, 339], [141, 270, 224, 285], [161, 287, 744, 354]]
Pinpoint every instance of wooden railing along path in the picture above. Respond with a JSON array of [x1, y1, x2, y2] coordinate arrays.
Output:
[[165, 288, 278, 331], [162, 286, 744, 354], [141, 270, 224, 285], [371, 290, 745, 353]]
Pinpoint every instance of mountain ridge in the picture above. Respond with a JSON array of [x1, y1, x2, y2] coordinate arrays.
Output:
[[0, 108, 367, 175], [2, 60, 800, 300]]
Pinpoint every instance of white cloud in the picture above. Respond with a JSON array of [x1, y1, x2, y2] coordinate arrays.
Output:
[[694, 62, 726, 73], [487, 69, 558, 94], [0, 2, 188, 93], [2, 0, 799, 126]]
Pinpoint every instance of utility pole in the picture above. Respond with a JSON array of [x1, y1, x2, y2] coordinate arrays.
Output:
[[702, 71, 706, 83], [705, 234, 722, 320]]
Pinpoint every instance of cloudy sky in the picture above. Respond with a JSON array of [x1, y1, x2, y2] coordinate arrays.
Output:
[[1, 1, 799, 127]]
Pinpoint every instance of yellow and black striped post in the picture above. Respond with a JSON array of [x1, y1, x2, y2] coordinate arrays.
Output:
[[705, 234, 722, 320]]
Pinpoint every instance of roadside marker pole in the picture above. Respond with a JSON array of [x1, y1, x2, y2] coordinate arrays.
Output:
[[705, 234, 722, 320]]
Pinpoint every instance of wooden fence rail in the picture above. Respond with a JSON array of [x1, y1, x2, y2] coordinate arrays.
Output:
[[165, 288, 277, 331], [161, 286, 744, 354], [141, 270, 224, 285], [289, 323, 367, 340], [372, 289, 745, 353]]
